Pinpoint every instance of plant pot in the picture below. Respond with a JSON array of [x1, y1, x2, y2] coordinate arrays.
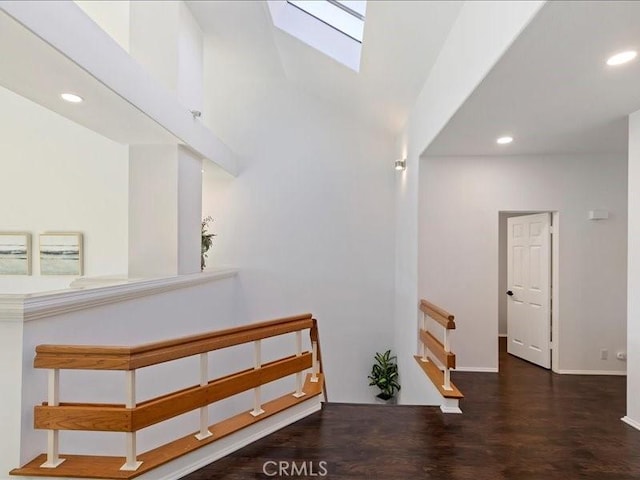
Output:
[[375, 394, 397, 405]]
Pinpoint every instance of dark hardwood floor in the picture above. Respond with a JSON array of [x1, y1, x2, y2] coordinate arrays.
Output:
[[182, 341, 640, 479]]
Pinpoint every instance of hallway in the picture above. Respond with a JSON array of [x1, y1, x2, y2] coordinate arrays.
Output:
[[183, 345, 640, 479]]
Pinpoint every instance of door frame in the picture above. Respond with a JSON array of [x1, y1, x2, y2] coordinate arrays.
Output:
[[498, 210, 560, 372]]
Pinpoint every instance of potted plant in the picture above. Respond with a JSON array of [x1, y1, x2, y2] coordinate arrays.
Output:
[[201, 216, 216, 271], [368, 350, 400, 404]]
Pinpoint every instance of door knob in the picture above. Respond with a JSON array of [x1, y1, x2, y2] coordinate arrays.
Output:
[[506, 290, 514, 296]]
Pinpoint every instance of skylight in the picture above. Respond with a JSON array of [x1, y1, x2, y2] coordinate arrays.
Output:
[[287, 1, 366, 43], [267, 0, 367, 72]]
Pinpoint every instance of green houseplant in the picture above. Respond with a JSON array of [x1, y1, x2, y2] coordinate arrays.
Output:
[[201, 216, 216, 271], [368, 350, 401, 402]]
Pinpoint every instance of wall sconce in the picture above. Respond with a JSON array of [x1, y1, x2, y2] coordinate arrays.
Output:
[[395, 159, 406, 171]]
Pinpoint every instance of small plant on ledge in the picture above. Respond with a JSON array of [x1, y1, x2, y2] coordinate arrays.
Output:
[[368, 349, 401, 403], [201, 216, 216, 271]]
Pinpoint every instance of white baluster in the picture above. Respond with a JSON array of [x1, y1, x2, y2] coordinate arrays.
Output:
[[195, 353, 212, 440], [120, 370, 142, 471], [41, 369, 65, 468], [251, 341, 265, 416], [443, 367, 453, 391], [293, 331, 305, 398], [420, 313, 427, 362]]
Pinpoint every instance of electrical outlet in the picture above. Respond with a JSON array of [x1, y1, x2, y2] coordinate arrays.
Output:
[[617, 352, 627, 361], [600, 349, 608, 360]]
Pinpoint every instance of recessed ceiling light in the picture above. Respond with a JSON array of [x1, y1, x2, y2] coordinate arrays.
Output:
[[606, 50, 637, 66], [60, 93, 83, 103], [496, 136, 513, 145]]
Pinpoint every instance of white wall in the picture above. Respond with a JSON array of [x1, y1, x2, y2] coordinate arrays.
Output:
[[419, 154, 627, 373], [0, 86, 128, 293], [201, 42, 397, 402], [178, 2, 204, 112], [17, 280, 242, 464], [129, 1, 204, 112], [129, 1, 180, 94], [394, 0, 544, 402], [75, 0, 130, 52], [626, 111, 640, 426], [0, 321, 23, 478]]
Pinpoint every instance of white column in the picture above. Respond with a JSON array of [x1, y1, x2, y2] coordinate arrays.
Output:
[[626, 110, 640, 427], [177, 147, 203, 275], [195, 353, 212, 440], [128, 145, 202, 277], [41, 369, 65, 468], [293, 331, 305, 398], [120, 371, 142, 471], [250, 341, 265, 417]]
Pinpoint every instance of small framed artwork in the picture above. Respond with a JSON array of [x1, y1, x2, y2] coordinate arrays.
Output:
[[0, 232, 31, 275], [39, 233, 83, 276]]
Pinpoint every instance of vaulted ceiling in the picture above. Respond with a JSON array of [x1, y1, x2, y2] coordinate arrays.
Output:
[[188, 0, 463, 136]]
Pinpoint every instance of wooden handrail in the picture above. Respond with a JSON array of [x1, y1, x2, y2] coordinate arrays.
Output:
[[417, 299, 462, 404], [419, 329, 455, 369], [34, 353, 313, 432], [420, 300, 455, 330], [34, 313, 314, 370], [14, 314, 326, 479]]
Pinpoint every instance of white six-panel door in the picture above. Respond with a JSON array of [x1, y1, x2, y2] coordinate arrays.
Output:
[[507, 213, 551, 369]]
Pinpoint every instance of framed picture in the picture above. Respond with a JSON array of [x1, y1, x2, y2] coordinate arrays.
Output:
[[0, 232, 31, 275], [39, 233, 83, 276]]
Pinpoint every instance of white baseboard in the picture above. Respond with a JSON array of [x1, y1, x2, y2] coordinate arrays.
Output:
[[621, 416, 640, 431], [554, 369, 626, 376], [455, 366, 498, 373]]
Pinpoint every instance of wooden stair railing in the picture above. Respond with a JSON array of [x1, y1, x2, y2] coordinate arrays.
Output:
[[11, 314, 326, 479], [414, 300, 463, 400]]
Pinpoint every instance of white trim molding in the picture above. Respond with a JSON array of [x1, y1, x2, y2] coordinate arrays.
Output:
[[455, 366, 499, 373], [555, 369, 626, 376], [0, 268, 238, 323], [621, 416, 640, 431]]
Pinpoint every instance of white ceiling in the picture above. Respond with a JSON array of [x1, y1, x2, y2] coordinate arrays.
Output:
[[0, 11, 178, 146], [425, 1, 640, 157], [187, 0, 463, 135]]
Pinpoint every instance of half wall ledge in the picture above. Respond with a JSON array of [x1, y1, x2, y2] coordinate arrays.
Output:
[[0, 268, 239, 323]]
